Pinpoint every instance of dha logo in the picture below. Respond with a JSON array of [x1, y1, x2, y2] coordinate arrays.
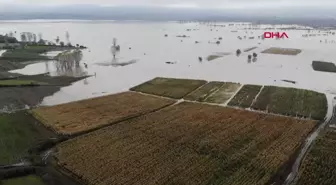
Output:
[[263, 32, 289, 39]]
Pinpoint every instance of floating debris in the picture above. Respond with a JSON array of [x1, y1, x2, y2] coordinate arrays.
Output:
[[282, 79, 296, 84], [166, 61, 177, 64]]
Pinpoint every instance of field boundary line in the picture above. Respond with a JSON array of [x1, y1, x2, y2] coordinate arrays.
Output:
[[130, 90, 178, 101], [182, 81, 210, 99], [223, 83, 243, 106], [202, 82, 226, 102], [250, 85, 264, 108], [70, 100, 177, 139]]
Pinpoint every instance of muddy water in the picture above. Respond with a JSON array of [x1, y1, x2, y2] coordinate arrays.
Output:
[[1, 21, 336, 105]]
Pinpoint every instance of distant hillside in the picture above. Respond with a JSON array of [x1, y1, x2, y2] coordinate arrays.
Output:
[[1, 5, 336, 27]]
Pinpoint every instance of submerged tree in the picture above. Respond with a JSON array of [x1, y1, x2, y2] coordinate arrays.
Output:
[[38, 33, 43, 42], [65, 31, 70, 44], [55, 49, 85, 77], [56, 36, 60, 44], [20, 33, 27, 42]]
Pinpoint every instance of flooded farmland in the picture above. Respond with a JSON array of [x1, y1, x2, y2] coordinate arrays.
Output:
[[0, 20, 335, 106], [1, 20, 336, 185]]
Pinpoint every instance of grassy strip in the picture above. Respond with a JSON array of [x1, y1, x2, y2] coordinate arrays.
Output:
[[296, 130, 336, 185], [184, 81, 224, 102], [261, 47, 302, 55], [228, 85, 262, 108], [207, 55, 222, 61], [0, 112, 54, 165], [312, 61, 336, 73], [244, 47, 257, 52], [252, 86, 327, 120], [0, 51, 51, 62], [1, 175, 46, 185], [205, 82, 241, 104], [0, 80, 46, 87], [130, 77, 207, 99]]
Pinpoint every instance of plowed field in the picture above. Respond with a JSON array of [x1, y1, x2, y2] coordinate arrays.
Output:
[[32, 91, 175, 135], [55, 102, 316, 185], [296, 130, 336, 185]]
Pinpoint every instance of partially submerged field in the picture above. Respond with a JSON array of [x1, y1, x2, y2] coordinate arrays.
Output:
[[0, 112, 54, 165], [252, 86, 327, 120], [0, 74, 88, 111], [32, 91, 175, 135], [296, 130, 336, 185], [261, 47, 302, 55], [55, 102, 317, 185], [130, 77, 207, 99], [312, 61, 336, 73]]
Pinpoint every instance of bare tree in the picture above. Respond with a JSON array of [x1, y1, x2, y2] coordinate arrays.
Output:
[[56, 36, 60, 44], [20, 33, 27, 42], [38, 33, 43, 41], [8, 31, 14, 37], [65, 31, 70, 44], [33, 34, 37, 43], [55, 49, 85, 77], [26, 32, 33, 43]]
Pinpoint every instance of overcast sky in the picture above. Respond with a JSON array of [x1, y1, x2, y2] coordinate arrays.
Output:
[[0, 0, 336, 8]]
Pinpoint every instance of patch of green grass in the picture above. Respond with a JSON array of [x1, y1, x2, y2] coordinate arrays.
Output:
[[261, 47, 302, 56], [312, 61, 336, 73], [252, 86, 327, 120], [1, 175, 46, 185], [0, 51, 51, 62], [207, 55, 222, 61], [204, 82, 241, 104], [184, 81, 225, 102], [130, 77, 207, 99], [0, 80, 44, 86], [228, 85, 262, 108], [0, 112, 54, 165]]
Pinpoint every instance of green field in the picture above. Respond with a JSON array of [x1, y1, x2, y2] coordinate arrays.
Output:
[[312, 61, 336, 73], [130, 77, 207, 99], [0, 45, 76, 62], [252, 86, 327, 120], [0, 112, 54, 165], [0, 51, 51, 62], [204, 82, 241, 104], [0, 80, 43, 86], [1, 175, 46, 185], [228, 85, 262, 108], [184, 81, 224, 102], [207, 55, 222, 61], [296, 130, 336, 185]]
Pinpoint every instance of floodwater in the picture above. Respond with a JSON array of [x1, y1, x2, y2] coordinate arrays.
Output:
[[1, 20, 336, 105]]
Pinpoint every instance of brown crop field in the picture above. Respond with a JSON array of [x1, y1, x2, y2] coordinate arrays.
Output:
[[261, 47, 302, 55], [55, 102, 316, 185], [130, 77, 207, 99], [204, 82, 241, 104], [228, 85, 262, 108], [252, 86, 327, 120], [296, 130, 336, 185], [184, 81, 224, 102], [31, 91, 175, 135]]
